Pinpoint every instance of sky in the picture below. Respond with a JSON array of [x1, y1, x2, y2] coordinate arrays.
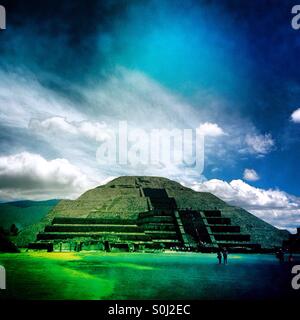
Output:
[[0, 0, 300, 231]]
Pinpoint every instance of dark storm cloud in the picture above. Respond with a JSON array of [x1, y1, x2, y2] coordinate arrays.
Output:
[[0, 0, 137, 82], [0, 124, 59, 158]]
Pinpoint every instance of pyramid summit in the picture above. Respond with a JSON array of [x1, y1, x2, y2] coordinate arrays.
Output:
[[19, 176, 289, 252]]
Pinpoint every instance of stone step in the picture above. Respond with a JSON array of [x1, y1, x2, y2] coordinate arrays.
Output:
[[206, 217, 231, 225], [138, 216, 175, 224], [214, 233, 250, 242], [52, 223, 138, 227], [203, 210, 222, 218], [152, 239, 181, 244], [139, 211, 173, 219], [144, 230, 179, 240], [210, 225, 240, 233], [145, 230, 177, 234], [37, 232, 151, 241], [45, 225, 143, 233], [141, 223, 176, 231], [207, 224, 239, 227], [52, 217, 136, 225]]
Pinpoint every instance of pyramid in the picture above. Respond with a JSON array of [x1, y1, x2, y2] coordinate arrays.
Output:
[[18, 176, 289, 252]]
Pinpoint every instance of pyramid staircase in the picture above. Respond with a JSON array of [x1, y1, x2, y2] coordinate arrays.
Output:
[[136, 188, 183, 248], [179, 209, 261, 251]]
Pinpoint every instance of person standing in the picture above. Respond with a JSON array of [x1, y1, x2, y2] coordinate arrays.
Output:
[[222, 248, 228, 265], [217, 250, 222, 264], [276, 249, 284, 264]]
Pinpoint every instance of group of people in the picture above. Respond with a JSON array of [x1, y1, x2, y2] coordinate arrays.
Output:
[[216, 247, 296, 265], [217, 248, 228, 264], [275, 248, 294, 264]]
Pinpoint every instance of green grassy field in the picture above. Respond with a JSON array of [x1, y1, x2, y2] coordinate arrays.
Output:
[[0, 252, 299, 300]]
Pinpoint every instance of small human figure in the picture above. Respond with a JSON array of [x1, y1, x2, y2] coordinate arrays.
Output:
[[276, 249, 284, 264], [222, 248, 228, 265], [217, 250, 222, 264]]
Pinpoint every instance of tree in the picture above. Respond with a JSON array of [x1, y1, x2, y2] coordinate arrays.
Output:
[[10, 224, 19, 236]]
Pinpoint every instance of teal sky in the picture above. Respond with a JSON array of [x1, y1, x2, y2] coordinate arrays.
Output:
[[0, 0, 300, 231]]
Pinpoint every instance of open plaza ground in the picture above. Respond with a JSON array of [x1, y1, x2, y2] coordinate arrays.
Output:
[[0, 252, 299, 300]]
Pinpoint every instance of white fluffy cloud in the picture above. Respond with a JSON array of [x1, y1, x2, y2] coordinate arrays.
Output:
[[189, 178, 300, 232], [0, 68, 271, 182], [197, 122, 225, 137], [1, 68, 298, 233], [82, 67, 197, 128], [0, 152, 97, 200], [244, 133, 274, 155], [193, 179, 290, 208], [243, 168, 259, 181], [29, 117, 112, 142], [291, 108, 300, 123], [0, 71, 83, 128]]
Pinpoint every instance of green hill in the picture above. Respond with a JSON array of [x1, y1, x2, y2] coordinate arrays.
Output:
[[0, 200, 60, 230]]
